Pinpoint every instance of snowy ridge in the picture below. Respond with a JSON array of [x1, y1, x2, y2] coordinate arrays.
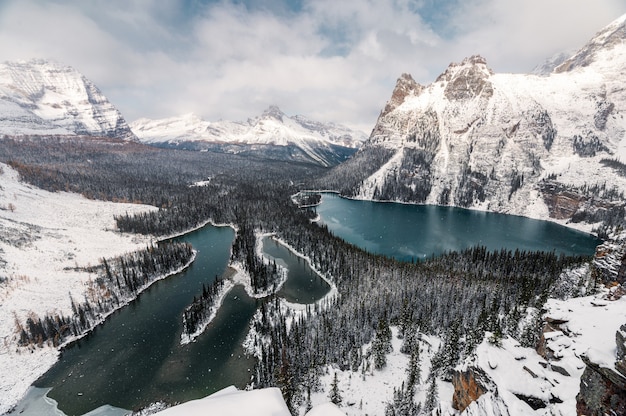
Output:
[[345, 14, 626, 227], [0, 59, 136, 140], [131, 106, 368, 166], [455, 292, 626, 416]]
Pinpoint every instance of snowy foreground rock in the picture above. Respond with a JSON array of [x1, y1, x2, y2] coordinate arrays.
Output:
[[448, 293, 626, 415], [152, 386, 344, 416]]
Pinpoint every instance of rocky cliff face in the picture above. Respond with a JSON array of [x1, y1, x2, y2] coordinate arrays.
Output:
[[0, 59, 136, 140], [452, 366, 497, 412], [591, 236, 626, 286], [329, 14, 626, 231], [576, 323, 626, 415]]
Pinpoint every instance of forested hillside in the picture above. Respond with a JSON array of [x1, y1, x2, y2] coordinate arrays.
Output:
[[0, 135, 602, 414]]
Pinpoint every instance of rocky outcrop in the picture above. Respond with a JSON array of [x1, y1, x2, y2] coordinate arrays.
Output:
[[439, 55, 494, 101], [380, 73, 423, 117], [540, 181, 586, 220], [576, 323, 626, 415], [536, 317, 569, 360], [576, 356, 626, 415], [591, 238, 626, 286], [452, 366, 497, 412]]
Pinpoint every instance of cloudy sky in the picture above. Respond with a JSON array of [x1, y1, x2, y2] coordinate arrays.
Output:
[[0, 0, 625, 132]]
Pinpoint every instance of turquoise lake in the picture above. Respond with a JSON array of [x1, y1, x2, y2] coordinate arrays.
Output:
[[316, 193, 601, 261]]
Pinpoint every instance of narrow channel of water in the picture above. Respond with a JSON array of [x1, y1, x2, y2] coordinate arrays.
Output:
[[262, 236, 329, 304], [29, 225, 331, 415]]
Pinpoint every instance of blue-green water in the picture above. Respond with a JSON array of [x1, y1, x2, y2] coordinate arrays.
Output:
[[26, 195, 600, 415], [316, 194, 601, 261], [34, 225, 258, 415], [262, 236, 330, 303], [30, 225, 331, 416]]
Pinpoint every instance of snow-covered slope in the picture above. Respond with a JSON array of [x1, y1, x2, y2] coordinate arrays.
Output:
[[151, 385, 345, 416], [131, 106, 367, 167], [336, 14, 626, 228], [0, 163, 155, 414], [450, 289, 626, 416], [0, 59, 137, 140]]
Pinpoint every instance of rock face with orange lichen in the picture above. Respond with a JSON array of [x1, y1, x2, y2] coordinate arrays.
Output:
[[452, 366, 496, 412]]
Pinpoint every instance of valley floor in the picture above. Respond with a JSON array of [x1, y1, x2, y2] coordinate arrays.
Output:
[[1, 159, 622, 416]]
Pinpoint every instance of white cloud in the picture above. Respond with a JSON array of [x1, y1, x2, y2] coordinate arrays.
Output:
[[0, 0, 624, 131], [447, 0, 626, 72]]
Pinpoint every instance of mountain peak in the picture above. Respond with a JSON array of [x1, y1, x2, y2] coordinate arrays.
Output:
[[381, 73, 423, 117], [437, 55, 494, 101], [555, 13, 626, 73], [261, 105, 285, 122], [0, 59, 137, 140]]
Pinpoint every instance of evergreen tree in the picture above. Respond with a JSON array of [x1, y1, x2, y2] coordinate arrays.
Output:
[[424, 375, 439, 414], [372, 316, 392, 370], [406, 346, 421, 389], [329, 372, 342, 406]]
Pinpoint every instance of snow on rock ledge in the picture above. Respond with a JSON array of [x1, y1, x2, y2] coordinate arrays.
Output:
[[152, 386, 345, 416]]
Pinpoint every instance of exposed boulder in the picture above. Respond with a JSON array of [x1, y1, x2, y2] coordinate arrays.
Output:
[[576, 356, 626, 415], [452, 366, 497, 412], [576, 324, 626, 415], [536, 317, 569, 360]]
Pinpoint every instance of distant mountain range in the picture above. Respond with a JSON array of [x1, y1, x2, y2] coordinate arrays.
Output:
[[323, 14, 626, 229], [130, 106, 367, 167], [0, 59, 366, 167], [3, 13, 626, 214]]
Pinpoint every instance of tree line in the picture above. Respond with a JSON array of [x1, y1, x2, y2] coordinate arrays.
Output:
[[16, 241, 193, 347]]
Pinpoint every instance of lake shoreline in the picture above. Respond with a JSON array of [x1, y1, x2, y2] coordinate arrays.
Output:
[[300, 189, 600, 238]]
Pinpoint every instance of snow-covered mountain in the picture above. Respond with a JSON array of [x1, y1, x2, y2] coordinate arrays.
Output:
[[328, 14, 626, 230], [0, 59, 136, 140], [531, 50, 573, 76], [131, 106, 367, 167]]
